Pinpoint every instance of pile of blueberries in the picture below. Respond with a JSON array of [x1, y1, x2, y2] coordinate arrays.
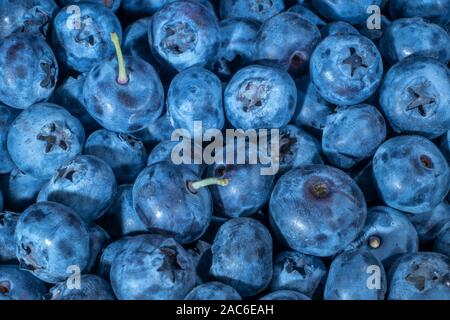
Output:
[[0, 0, 450, 301]]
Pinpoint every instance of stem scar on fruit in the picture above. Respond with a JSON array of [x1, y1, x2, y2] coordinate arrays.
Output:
[[110, 32, 128, 85], [187, 177, 229, 194]]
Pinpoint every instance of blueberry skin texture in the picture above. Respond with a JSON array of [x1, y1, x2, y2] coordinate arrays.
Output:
[[15, 201, 90, 283], [321, 21, 360, 38], [110, 235, 195, 300], [207, 163, 274, 218], [58, 0, 121, 12], [389, 0, 450, 26], [52, 74, 99, 133], [213, 18, 259, 80], [184, 282, 241, 300], [434, 224, 450, 256], [269, 165, 367, 257], [288, 4, 326, 28], [49, 274, 115, 300], [260, 290, 310, 300], [372, 135, 450, 214], [210, 217, 273, 297], [388, 252, 450, 300], [312, 0, 383, 25], [85, 129, 147, 184], [0, 265, 47, 300], [224, 65, 297, 130], [167, 67, 224, 135], [7, 103, 85, 180], [132, 162, 212, 244], [310, 34, 383, 106], [38, 155, 117, 223], [322, 104, 387, 169], [0, 104, 18, 174], [99, 185, 147, 238], [0, 33, 58, 109], [85, 224, 110, 273], [150, 1, 220, 72], [0, 0, 59, 39], [346, 206, 419, 264], [379, 57, 450, 139], [255, 12, 321, 75], [270, 250, 327, 297], [52, 2, 122, 73], [380, 18, 450, 65], [220, 0, 284, 23], [0, 212, 19, 262], [324, 250, 387, 300], [84, 56, 164, 134], [407, 201, 450, 243]]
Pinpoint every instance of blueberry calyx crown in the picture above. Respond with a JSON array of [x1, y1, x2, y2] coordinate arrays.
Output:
[[161, 22, 197, 55], [36, 122, 71, 154], [157, 246, 183, 282], [238, 78, 272, 112]]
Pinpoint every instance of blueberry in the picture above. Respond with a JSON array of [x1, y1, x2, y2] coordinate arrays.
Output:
[[0, 211, 19, 263], [321, 21, 360, 37], [185, 240, 212, 285], [224, 65, 297, 130], [0, 104, 18, 174], [220, 0, 284, 23], [310, 34, 383, 105], [110, 234, 195, 300], [373, 135, 450, 214], [388, 252, 450, 300], [123, 17, 159, 68], [84, 129, 147, 184], [379, 57, 450, 139], [407, 201, 450, 243], [0, 33, 58, 109], [288, 4, 326, 28], [260, 290, 311, 300], [324, 250, 387, 300], [441, 131, 450, 162], [7, 103, 85, 180], [167, 67, 224, 135], [96, 236, 134, 279], [389, 0, 450, 26], [434, 223, 450, 257], [134, 113, 174, 147], [312, 0, 383, 25], [15, 201, 90, 283], [58, 0, 122, 12], [269, 165, 367, 257], [85, 224, 110, 273], [322, 104, 387, 169], [0, 265, 47, 300], [48, 274, 115, 300], [184, 281, 241, 300], [121, 0, 215, 19], [52, 2, 122, 72], [98, 185, 147, 238], [345, 206, 419, 264], [38, 155, 117, 223], [270, 250, 327, 297], [150, 1, 220, 72]]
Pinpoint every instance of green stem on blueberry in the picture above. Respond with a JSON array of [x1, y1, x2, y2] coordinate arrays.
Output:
[[110, 32, 128, 85], [188, 177, 229, 193]]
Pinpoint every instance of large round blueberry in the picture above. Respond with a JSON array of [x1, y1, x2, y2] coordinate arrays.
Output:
[[322, 104, 386, 169], [0, 33, 58, 109], [260, 290, 310, 300], [220, 0, 285, 23], [7, 103, 85, 180], [388, 252, 450, 300], [379, 57, 450, 139], [324, 250, 387, 300], [389, 0, 450, 26], [269, 165, 367, 257], [184, 282, 241, 300], [150, 1, 220, 72], [210, 217, 273, 297], [224, 65, 297, 130], [312, 0, 383, 25], [110, 235, 195, 300], [310, 34, 383, 105], [0, 104, 18, 174], [52, 2, 122, 72], [373, 135, 450, 214], [0, 265, 47, 300], [58, 0, 121, 12], [255, 12, 321, 75], [0, 212, 19, 263], [407, 201, 450, 243], [38, 155, 117, 223], [48, 274, 115, 300], [15, 201, 90, 283]]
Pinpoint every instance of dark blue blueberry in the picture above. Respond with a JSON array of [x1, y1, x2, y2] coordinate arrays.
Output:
[[322, 104, 386, 169], [85, 129, 147, 184], [379, 57, 450, 139], [260, 290, 310, 300], [407, 201, 450, 243], [324, 250, 387, 300], [269, 165, 367, 257], [96, 236, 134, 279], [288, 4, 326, 28], [373, 135, 450, 214], [388, 252, 450, 300], [134, 113, 174, 147], [220, 0, 285, 23], [0, 104, 18, 174], [15, 201, 90, 283], [312, 0, 383, 25], [58, 0, 121, 12], [52, 2, 122, 72], [123, 17, 159, 68], [224, 65, 297, 130], [389, 0, 450, 26], [270, 250, 327, 297], [85, 224, 110, 273], [0, 265, 47, 300], [434, 223, 450, 257], [48, 274, 115, 300], [321, 21, 359, 37], [255, 12, 321, 75], [210, 217, 273, 297], [0, 211, 19, 262], [185, 240, 212, 285], [310, 34, 383, 105], [7, 103, 85, 180], [38, 155, 117, 223], [184, 281, 241, 300], [110, 235, 195, 300], [0, 33, 58, 109]]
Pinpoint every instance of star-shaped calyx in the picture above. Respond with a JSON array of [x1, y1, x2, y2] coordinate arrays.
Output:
[[157, 246, 183, 282], [36, 122, 70, 153], [342, 47, 368, 77], [406, 82, 436, 117]]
